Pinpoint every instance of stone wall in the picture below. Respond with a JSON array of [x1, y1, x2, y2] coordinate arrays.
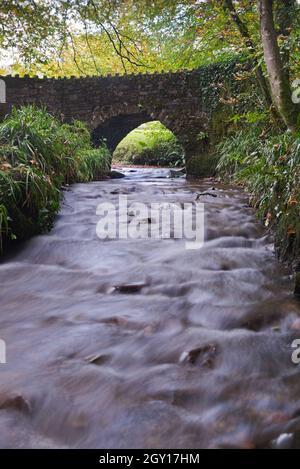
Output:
[[0, 64, 241, 176]]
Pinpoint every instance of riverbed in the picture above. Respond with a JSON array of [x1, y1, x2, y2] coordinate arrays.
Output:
[[0, 167, 300, 448]]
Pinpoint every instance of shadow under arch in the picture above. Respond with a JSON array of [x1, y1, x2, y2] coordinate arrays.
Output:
[[92, 111, 153, 152]]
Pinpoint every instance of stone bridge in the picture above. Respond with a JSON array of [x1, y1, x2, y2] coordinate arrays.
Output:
[[0, 64, 239, 176]]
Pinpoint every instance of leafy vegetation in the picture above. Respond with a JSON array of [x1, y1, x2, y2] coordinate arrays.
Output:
[[0, 1, 297, 86], [1, 1, 240, 76], [217, 112, 300, 263], [0, 106, 111, 251], [113, 121, 185, 167]]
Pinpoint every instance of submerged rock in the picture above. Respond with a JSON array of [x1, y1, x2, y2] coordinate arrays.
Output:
[[110, 170, 126, 179], [271, 433, 294, 449], [179, 344, 217, 368], [113, 282, 147, 294], [169, 168, 186, 178], [0, 393, 31, 414], [85, 354, 110, 366]]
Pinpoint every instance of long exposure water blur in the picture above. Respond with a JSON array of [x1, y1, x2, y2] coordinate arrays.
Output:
[[1, 168, 300, 448]]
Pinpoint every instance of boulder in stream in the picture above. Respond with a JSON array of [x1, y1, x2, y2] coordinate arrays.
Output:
[[110, 170, 126, 179]]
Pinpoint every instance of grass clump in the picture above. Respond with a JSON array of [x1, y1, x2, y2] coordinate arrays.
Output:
[[113, 121, 185, 167], [0, 105, 111, 251], [217, 112, 300, 263]]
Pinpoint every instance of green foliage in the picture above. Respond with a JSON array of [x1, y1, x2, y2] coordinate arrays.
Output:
[[75, 148, 112, 182], [217, 117, 300, 262], [3, 0, 243, 77], [113, 121, 185, 167], [229, 110, 269, 125], [0, 105, 111, 251], [1, 0, 299, 91]]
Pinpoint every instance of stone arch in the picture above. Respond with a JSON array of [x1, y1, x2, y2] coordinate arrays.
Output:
[[89, 99, 211, 173], [90, 102, 184, 153], [92, 111, 154, 151], [0, 79, 6, 104]]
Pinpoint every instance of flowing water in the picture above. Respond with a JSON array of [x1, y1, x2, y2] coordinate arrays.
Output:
[[1, 167, 300, 449]]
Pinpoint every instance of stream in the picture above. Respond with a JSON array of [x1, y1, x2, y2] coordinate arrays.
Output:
[[1, 167, 300, 448]]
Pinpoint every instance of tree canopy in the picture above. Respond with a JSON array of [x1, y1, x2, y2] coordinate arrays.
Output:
[[0, 1, 298, 76], [0, 0, 299, 129]]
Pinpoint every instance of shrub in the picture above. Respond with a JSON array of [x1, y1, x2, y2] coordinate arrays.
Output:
[[217, 116, 300, 263], [75, 148, 111, 182], [0, 106, 111, 251]]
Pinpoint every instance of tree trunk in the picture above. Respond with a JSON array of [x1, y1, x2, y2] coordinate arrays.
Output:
[[224, 0, 272, 108], [258, 0, 298, 130]]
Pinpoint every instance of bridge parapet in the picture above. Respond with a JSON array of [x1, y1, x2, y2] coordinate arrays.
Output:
[[0, 63, 243, 177]]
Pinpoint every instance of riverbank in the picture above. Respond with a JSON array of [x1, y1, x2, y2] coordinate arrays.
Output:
[[0, 106, 111, 253], [216, 115, 300, 273]]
